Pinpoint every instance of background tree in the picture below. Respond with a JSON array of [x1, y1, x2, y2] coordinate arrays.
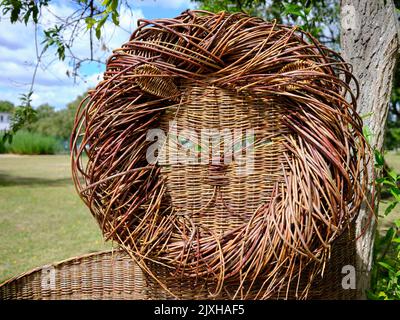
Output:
[[340, 0, 400, 298], [196, 0, 340, 44], [386, 58, 400, 151], [0, 101, 15, 113], [23, 94, 84, 140]]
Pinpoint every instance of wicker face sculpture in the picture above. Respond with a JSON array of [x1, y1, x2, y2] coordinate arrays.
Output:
[[71, 10, 369, 299]]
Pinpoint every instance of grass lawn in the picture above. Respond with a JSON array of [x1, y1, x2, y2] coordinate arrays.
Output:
[[385, 150, 400, 173], [0, 154, 111, 283]]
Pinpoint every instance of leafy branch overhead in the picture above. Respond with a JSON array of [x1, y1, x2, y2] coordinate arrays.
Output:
[[42, 25, 67, 60], [0, 0, 123, 137], [85, 0, 120, 40], [1, 0, 121, 69], [0, 0, 49, 24], [195, 0, 339, 43]]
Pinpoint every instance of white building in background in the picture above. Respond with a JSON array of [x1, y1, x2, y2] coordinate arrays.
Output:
[[0, 112, 11, 131]]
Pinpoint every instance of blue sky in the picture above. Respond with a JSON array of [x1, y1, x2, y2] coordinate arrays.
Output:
[[0, 0, 195, 109]]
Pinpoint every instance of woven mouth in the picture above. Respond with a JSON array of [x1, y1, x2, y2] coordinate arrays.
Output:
[[207, 162, 229, 186], [160, 162, 270, 218]]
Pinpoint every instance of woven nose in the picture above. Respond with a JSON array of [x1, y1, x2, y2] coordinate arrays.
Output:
[[207, 159, 229, 186]]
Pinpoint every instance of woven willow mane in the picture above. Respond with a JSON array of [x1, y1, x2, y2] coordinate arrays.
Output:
[[71, 10, 370, 299]]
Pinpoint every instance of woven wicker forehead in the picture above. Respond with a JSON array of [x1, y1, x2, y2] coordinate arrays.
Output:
[[71, 10, 369, 299]]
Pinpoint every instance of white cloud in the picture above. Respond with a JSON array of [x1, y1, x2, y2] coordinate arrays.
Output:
[[128, 0, 194, 9]]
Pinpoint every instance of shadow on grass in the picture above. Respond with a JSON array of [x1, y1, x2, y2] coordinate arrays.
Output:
[[0, 173, 72, 187]]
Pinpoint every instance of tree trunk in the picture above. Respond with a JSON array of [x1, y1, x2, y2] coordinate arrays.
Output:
[[340, 0, 400, 299]]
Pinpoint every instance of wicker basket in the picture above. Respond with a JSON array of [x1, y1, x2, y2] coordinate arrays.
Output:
[[0, 227, 357, 300], [0, 250, 148, 300]]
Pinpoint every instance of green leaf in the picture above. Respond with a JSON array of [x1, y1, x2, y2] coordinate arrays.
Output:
[[102, 0, 112, 6], [376, 177, 386, 184], [111, 0, 119, 12], [388, 170, 399, 182], [32, 5, 39, 23], [378, 261, 395, 273], [384, 202, 398, 216], [361, 112, 373, 120], [283, 3, 306, 20], [10, 6, 21, 23], [98, 15, 108, 28], [366, 290, 382, 300], [95, 27, 101, 40], [382, 180, 398, 188], [380, 228, 396, 248], [23, 10, 30, 24], [374, 149, 384, 167], [363, 126, 373, 144], [85, 17, 96, 29], [111, 11, 119, 25], [391, 188, 400, 202], [378, 291, 388, 300], [95, 15, 108, 39], [57, 43, 65, 61], [283, 3, 302, 15]]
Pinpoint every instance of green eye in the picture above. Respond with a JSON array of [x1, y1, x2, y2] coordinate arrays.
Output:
[[233, 136, 254, 151], [178, 136, 202, 152], [178, 136, 192, 148], [167, 134, 202, 152], [246, 135, 255, 146], [260, 139, 273, 146], [194, 144, 202, 152]]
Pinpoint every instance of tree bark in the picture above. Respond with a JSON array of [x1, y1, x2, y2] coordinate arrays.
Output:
[[340, 0, 400, 299]]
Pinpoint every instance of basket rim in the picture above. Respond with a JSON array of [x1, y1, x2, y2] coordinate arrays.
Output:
[[0, 248, 124, 288]]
